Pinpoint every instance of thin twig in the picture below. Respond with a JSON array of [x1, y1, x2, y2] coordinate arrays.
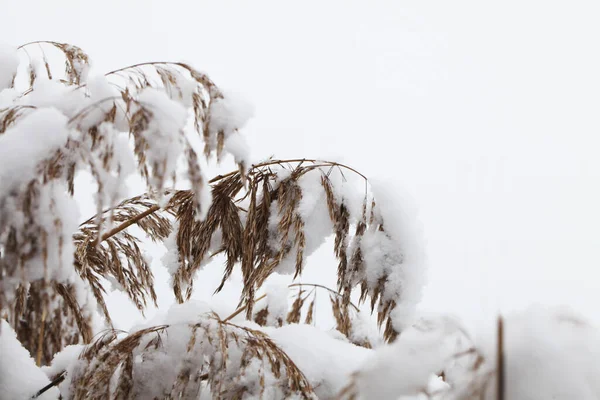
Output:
[[36, 308, 47, 366], [66, 96, 123, 125], [496, 315, 505, 400], [288, 283, 360, 312], [223, 294, 267, 322], [0, 105, 37, 113], [96, 204, 160, 244], [17, 40, 62, 50], [223, 282, 361, 323], [451, 347, 478, 359], [105, 61, 194, 77], [31, 371, 66, 399], [209, 158, 369, 184]]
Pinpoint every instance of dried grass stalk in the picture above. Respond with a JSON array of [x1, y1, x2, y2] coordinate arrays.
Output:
[[68, 314, 315, 400], [6, 280, 93, 366], [114, 159, 413, 342], [1, 40, 244, 362], [73, 194, 171, 323]]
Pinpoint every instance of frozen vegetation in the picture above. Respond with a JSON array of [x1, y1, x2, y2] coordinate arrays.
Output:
[[0, 41, 598, 400]]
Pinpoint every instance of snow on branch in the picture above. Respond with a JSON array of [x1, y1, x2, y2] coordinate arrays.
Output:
[[0, 41, 252, 366], [64, 313, 315, 400], [155, 158, 425, 342]]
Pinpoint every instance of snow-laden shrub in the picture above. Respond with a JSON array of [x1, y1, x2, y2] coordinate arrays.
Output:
[[0, 41, 426, 399]]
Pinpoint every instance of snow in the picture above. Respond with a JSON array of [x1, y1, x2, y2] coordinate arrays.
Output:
[[352, 315, 464, 400], [137, 87, 189, 134], [41, 344, 85, 398], [28, 57, 49, 85], [272, 165, 293, 186], [24, 79, 85, 119], [208, 89, 254, 135], [0, 108, 76, 295], [133, 299, 214, 330], [161, 68, 196, 108], [161, 219, 181, 279], [62, 301, 320, 399], [0, 87, 18, 109], [136, 88, 188, 191], [79, 73, 123, 130], [297, 172, 335, 257], [0, 43, 19, 92], [223, 132, 250, 170], [460, 305, 600, 400], [26, 71, 127, 133], [0, 107, 70, 198], [336, 306, 600, 400], [42, 344, 84, 378], [36, 182, 80, 282], [195, 170, 213, 220], [0, 320, 59, 400], [207, 89, 254, 151], [62, 44, 90, 85], [267, 324, 371, 398], [346, 307, 383, 349], [266, 199, 296, 275], [254, 273, 290, 327], [364, 179, 427, 332], [88, 122, 136, 211], [265, 170, 338, 277], [132, 301, 372, 399]]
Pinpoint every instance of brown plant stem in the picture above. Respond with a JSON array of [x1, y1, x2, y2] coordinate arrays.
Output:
[[31, 371, 66, 399], [223, 294, 267, 322], [288, 283, 361, 312], [95, 159, 368, 246], [36, 308, 47, 366], [223, 282, 361, 323], [66, 96, 124, 125], [497, 316, 505, 400], [104, 61, 194, 76], [96, 204, 160, 244], [17, 40, 62, 50], [209, 158, 368, 184]]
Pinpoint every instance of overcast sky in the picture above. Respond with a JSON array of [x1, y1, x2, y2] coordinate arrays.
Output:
[[4, 0, 600, 332]]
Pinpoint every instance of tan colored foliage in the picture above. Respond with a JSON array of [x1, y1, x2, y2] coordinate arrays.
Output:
[[1, 41, 421, 399]]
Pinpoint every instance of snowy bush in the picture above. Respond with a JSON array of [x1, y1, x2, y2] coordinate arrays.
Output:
[[0, 41, 596, 400]]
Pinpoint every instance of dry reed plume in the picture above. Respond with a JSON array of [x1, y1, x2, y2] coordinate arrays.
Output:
[[1, 41, 432, 399]]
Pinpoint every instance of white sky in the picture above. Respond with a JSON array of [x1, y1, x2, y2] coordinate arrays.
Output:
[[3, 0, 600, 332]]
